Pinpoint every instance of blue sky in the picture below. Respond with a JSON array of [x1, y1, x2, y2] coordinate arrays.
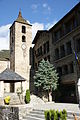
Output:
[[0, 0, 79, 50]]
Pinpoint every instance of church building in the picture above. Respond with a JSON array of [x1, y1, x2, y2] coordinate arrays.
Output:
[[0, 10, 32, 101]]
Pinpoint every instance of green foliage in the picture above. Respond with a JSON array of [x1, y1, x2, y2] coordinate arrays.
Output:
[[25, 89, 30, 104], [44, 109, 67, 120], [4, 96, 11, 105], [61, 109, 67, 120], [44, 110, 51, 120], [34, 59, 59, 92], [50, 110, 57, 120], [0, 50, 10, 60]]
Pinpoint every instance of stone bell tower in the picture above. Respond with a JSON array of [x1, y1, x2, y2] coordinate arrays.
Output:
[[10, 10, 32, 94]]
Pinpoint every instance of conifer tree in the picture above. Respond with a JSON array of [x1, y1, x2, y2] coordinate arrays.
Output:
[[34, 59, 59, 101]]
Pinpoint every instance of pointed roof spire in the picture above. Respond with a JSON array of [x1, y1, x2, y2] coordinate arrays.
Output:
[[15, 10, 31, 26], [18, 9, 22, 18]]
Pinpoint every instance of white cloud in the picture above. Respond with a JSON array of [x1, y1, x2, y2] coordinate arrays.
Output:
[[32, 22, 44, 40], [45, 20, 57, 30], [0, 24, 11, 50], [43, 3, 47, 8], [31, 4, 38, 12], [48, 6, 51, 11], [0, 21, 57, 50], [42, 3, 51, 13], [0, 23, 44, 49]]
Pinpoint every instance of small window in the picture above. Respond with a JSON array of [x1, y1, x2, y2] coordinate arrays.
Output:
[[76, 39, 80, 52], [57, 67, 62, 77], [69, 62, 74, 73], [55, 48, 59, 60], [22, 35, 26, 42], [22, 26, 26, 33], [62, 65, 68, 75], [60, 45, 65, 58], [66, 41, 72, 55]]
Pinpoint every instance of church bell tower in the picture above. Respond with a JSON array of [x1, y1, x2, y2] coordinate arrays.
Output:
[[10, 10, 32, 94]]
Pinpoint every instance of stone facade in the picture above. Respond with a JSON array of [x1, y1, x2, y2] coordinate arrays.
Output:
[[0, 11, 32, 100], [33, 2, 80, 103], [0, 61, 9, 73], [0, 106, 19, 120], [10, 11, 32, 96], [33, 30, 51, 70]]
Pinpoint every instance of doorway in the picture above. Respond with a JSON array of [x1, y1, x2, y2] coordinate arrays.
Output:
[[10, 83, 14, 92]]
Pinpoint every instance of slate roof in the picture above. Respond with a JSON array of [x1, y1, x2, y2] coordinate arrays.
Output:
[[15, 10, 32, 26], [0, 68, 26, 82]]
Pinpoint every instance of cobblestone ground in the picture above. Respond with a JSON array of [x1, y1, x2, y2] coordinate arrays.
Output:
[[33, 102, 80, 112]]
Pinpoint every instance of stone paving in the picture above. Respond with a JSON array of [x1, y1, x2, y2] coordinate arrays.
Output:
[[1, 94, 80, 119], [17, 102, 80, 120], [33, 102, 80, 113]]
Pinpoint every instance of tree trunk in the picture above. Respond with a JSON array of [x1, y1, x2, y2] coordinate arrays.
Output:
[[49, 91, 52, 102], [47, 90, 52, 102]]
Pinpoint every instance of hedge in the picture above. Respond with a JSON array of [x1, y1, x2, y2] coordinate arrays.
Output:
[[25, 89, 30, 103], [44, 109, 67, 120]]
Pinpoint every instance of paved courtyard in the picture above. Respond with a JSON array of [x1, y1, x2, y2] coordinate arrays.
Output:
[[33, 102, 80, 113]]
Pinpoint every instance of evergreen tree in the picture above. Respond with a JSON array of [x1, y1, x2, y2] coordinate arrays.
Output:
[[34, 59, 59, 101]]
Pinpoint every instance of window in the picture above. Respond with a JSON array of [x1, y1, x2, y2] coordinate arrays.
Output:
[[76, 39, 80, 52], [46, 41, 49, 53], [55, 29, 62, 41], [36, 46, 42, 57], [65, 20, 73, 33], [57, 67, 62, 77], [43, 41, 49, 54], [40, 46, 42, 55], [22, 35, 26, 42], [62, 65, 68, 75], [60, 45, 65, 58], [55, 48, 59, 60], [66, 41, 72, 55], [73, 18, 77, 28], [22, 26, 26, 33], [43, 43, 46, 54], [69, 62, 74, 73]]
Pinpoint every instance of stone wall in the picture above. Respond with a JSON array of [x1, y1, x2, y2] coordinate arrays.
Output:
[[10, 21, 32, 96], [0, 106, 19, 120], [0, 61, 9, 73]]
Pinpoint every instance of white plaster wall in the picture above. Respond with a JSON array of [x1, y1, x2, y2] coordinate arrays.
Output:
[[4, 83, 10, 92], [0, 81, 4, 97]]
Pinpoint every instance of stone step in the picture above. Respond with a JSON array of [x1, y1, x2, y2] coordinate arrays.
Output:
[[31, 109, 44, 115], [23, 115, 44, 120], [19, 107, 80, 120], [26, 113, 45, 119], [19, 109, 45, 120]]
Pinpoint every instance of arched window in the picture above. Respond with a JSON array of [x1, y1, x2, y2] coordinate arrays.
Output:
[[22, 35, 26, 42], [22, 26, 26, 33]]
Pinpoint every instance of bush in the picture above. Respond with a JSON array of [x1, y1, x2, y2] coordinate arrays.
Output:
[[62, 109, 67, 120], [44, 109, 67, 120], [44, 110, 51, 120], [4, 96, 11, 105], [25, 89, 30, 103]]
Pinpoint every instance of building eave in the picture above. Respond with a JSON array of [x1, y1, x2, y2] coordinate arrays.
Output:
[[49, 2, 80, 32], [32, 30, 48, 44]]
